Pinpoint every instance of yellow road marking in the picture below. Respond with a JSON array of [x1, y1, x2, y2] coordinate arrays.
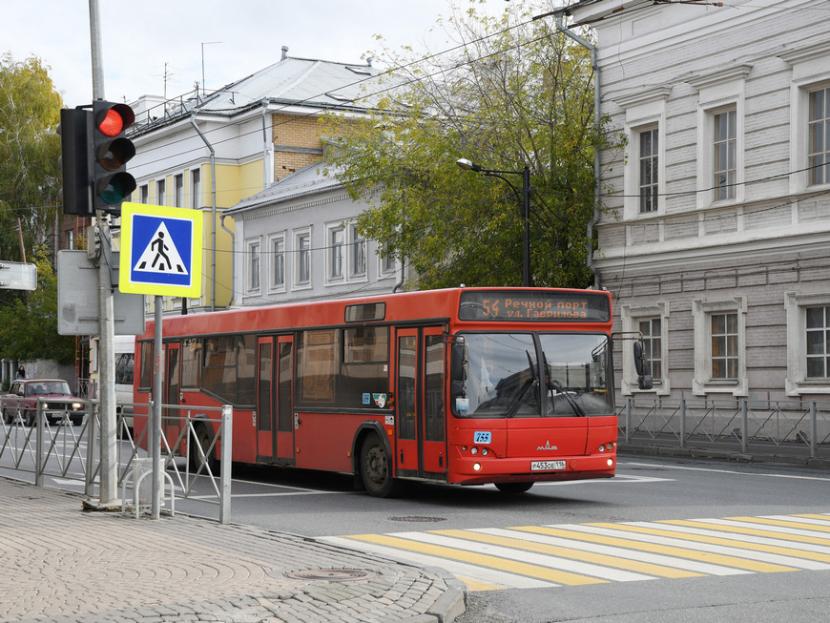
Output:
[[431, 528, 699, 579], [725, 516, 830, 534], [347, 534, 606, 586], [606, 522, 830, 563], [513, 526, 797, 574], [662, 519, 830, 547], [456, 575, 504, 592]]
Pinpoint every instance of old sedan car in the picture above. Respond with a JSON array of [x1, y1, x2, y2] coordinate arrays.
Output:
[[1, 379, 85, 426]]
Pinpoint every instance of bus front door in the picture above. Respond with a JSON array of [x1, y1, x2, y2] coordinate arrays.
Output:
[[396, 327, 447, 479], [163, 341, 182, 453], [256, 337, 276, 462]]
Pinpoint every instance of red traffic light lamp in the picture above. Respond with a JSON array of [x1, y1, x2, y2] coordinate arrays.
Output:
[[92, 100, 136, 214]]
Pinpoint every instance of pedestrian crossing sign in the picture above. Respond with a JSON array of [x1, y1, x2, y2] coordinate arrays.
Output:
[[119, 202, 203, 298]]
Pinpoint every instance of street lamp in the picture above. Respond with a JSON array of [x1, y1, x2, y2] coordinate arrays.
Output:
[[457, 158, 532, 286]]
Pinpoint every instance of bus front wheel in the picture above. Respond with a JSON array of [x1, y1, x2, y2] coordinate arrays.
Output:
[[495, 482, 534, 494], [359, 434, 399, 498]]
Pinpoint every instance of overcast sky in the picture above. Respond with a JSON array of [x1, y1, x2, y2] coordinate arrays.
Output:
[[1, 0, 551, 107]]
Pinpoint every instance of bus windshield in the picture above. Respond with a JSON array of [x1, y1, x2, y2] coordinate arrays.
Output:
[[452, 333, 611, 418]]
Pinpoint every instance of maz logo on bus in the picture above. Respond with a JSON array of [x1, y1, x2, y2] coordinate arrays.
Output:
[[473, 431, 492, 444]]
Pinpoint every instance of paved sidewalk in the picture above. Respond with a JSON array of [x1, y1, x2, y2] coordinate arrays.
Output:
[[0, 478, 465, 623]]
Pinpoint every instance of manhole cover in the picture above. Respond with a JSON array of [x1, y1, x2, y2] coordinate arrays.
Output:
[[388, 515, 447, 523], [285, 568, 372, 581]]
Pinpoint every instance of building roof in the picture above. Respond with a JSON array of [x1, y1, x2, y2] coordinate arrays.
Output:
[[226, 162, 346, 215], [130, 51, 388, 136]]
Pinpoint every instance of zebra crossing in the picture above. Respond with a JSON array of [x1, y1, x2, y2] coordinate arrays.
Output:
[[321, 513, 830, 591]]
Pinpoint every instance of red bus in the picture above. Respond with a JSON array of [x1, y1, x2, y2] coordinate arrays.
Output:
[[134, 287, 627, 497]]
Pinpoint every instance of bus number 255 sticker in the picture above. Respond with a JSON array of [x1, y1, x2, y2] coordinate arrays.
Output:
[[473, 431, 492, 444]]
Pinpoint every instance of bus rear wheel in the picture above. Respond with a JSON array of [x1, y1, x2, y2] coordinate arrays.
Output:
[[190, 423, 219, 475], [359, 434, 399, 498], [495, 482, 534, 494]]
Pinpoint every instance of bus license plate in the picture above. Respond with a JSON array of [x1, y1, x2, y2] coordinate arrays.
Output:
[[531, 460, 566, 471]]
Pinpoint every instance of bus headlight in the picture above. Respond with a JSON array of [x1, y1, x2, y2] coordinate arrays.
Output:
[[473, 463, 481, 471], [607, 458, 614, 467]]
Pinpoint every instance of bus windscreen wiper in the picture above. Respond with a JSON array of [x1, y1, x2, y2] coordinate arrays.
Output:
[[504, 351, 537, 418], [551, 378, 586, 417]]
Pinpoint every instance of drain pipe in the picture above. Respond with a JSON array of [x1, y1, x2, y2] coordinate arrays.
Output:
[[219, 213, 236, 306], [190, 114, 218, 310], [555, 15, 601, 289]]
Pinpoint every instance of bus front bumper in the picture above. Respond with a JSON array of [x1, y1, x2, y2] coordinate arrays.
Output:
[[449, 453, 617, 485]]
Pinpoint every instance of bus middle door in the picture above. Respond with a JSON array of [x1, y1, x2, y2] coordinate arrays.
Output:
[[395, 327, 447, 479]]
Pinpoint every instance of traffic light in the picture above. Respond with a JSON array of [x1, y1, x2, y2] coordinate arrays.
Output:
[[91, 100, 136, 214], [60, 107, 93, 216]]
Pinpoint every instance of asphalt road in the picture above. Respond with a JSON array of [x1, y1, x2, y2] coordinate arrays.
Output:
[[2, 423, 829, 623]]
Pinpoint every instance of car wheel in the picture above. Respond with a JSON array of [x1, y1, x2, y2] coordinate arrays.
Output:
[[23, 411, 35, 427], [359, 433, 400, 498], [495, 482, 534, 494]]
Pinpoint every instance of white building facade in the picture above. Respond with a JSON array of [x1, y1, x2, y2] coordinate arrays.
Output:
[[227, 164, 403, 306], [564, 0, 830, 404]]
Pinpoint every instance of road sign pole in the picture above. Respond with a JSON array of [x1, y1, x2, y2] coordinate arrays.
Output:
[[89, 0, 119, 507], [151, 296, 163, 519]]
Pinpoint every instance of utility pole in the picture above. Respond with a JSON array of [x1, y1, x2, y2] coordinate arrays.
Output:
[[89, 0, 119, 508]]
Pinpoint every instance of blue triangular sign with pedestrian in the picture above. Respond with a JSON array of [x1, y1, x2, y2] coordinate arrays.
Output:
[[133, 221, 187, 275]]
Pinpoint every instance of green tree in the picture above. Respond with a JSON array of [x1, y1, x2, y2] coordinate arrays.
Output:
[[0, 55, 68, 363], [325, 3, 615, 289], [0, 54, 63, 262], [0, 248, 75, 364]]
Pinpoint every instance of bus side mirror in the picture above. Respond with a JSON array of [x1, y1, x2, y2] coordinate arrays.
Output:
[[633, 341, 653, 390]]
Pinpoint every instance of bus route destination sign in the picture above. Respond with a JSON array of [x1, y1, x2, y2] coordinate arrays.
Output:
[[458, 290, 610, 322], [119, 202, 203, 298]]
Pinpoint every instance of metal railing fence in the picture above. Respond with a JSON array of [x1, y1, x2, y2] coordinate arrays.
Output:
[[0, 396, 233, 523], [617, 395, 830, 459]]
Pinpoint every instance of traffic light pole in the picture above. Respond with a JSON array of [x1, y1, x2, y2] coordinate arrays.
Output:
[[89, 0, 119, 507]]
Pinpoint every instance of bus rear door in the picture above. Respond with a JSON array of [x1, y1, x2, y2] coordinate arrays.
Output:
[[395, 327, 447, 479], [256, 335, 295, 464]]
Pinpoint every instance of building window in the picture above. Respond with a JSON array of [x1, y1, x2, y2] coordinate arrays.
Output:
[[639, 127, 659, 213], [351, 224, 366, 277], [806, 306, 830, 378], [785, 292, 830, 395], [174, 174, 183, 207], [295, 230, 311, 285], [379, 250, 396, 276], [270, 235, 285, 289], [639, 317, 662, 381], [328, 226, 345, 281], [246, 240, 261, 293], [710, 312, 738, 380], [809, 86, 830, 186], [713, 109, 737, 200], [191, 168, 201, 208], [621, 302, 670, 395], [156, 179, 165, 205], [692, 296, 747, 396], [140, 184, 149, 204]]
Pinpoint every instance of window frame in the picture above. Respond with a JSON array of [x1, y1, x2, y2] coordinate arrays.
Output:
[[349, 222, 368, 281], [190, 167, 201, 209], [326, 223, 346, 284], [174, 173, 184, 207], [293, 227, 312, 289], [620, 301, 670, 396], [267, 232, 287, 293], [244, 237, 262, 296], [692, 296, 748, 396], [156, 178, 166, 205], [619, 90, 668, 220], [785, 291, 830, 395], [139, 184, 149, 204]]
